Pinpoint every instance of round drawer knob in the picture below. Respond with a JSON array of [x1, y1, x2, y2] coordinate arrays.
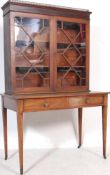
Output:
[[43, 103, 49, 107]]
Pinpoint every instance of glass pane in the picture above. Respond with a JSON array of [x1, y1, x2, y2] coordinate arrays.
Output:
[[56, 20, 86, 88], [14, 16, 50, 88], [16, 67, 49, 88]]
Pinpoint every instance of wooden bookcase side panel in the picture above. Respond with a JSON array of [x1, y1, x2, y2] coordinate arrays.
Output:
[[3, 13, 13, 94]]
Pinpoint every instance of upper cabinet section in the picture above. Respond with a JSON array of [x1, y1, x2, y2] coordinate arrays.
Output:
[[2, 0, 91, 94]]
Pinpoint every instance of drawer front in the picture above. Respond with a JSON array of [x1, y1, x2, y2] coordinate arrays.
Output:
[[24, 95, 104, 112], [85, 96, 104, 106], [68, 96, 104, 108], [24, 97, 68, 111]]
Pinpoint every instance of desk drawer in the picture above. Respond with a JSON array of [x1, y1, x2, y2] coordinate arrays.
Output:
[[24, 97, 68, 111], [68, 96, 104, 107], [85, 96, 104, 106], [24, 95, 104, 112]]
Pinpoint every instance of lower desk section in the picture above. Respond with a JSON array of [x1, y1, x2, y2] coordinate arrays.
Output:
[[3, 92, 107, 112], [1, 91, 108, 175]]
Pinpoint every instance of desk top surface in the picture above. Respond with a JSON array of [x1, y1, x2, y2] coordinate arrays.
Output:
[[1, 91, 109, 100]]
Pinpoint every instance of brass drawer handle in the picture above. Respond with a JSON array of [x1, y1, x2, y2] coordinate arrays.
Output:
[[43, 102, 49, 107]]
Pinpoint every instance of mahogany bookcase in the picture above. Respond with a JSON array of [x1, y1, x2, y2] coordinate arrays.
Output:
[[1, 0, 108, 174]]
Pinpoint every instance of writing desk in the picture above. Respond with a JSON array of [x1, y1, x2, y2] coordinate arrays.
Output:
[[1, 91, 108, 174]]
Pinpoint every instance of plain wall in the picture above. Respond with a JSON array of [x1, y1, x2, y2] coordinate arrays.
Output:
[[0, 0, 110, 149]]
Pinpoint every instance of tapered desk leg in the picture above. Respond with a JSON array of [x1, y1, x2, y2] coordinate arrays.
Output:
[[78, 108, 82, 148], [2, 107, 8, 160], [17, 100, 23, 175], [102, 104, 107, 159]]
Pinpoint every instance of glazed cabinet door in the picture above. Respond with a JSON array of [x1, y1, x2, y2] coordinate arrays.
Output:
[[54, 17, 89, 92], [11, 12, 53, 93]]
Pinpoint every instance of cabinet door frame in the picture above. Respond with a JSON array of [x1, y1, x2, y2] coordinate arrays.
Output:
[[53, 16, 90, 92], [10, 12, 54, 93]]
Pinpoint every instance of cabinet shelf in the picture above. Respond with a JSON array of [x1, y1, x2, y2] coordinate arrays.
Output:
[[16, 65, 49, 68], [16, 67, 49, 74], [57, 67, 85, 72], [16, 40, 86, 48], [57, 43, 86, 51], [16, 40, 50, 48], [57, 42, 86, 46], [57, 66, 85, 68]]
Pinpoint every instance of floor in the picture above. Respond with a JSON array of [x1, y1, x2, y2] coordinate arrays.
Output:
[[0, 148, 110, 175]]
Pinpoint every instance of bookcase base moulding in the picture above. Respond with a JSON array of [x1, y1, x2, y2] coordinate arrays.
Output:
[[1, 1, 109, 174], [2, 91, 108, 174]]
